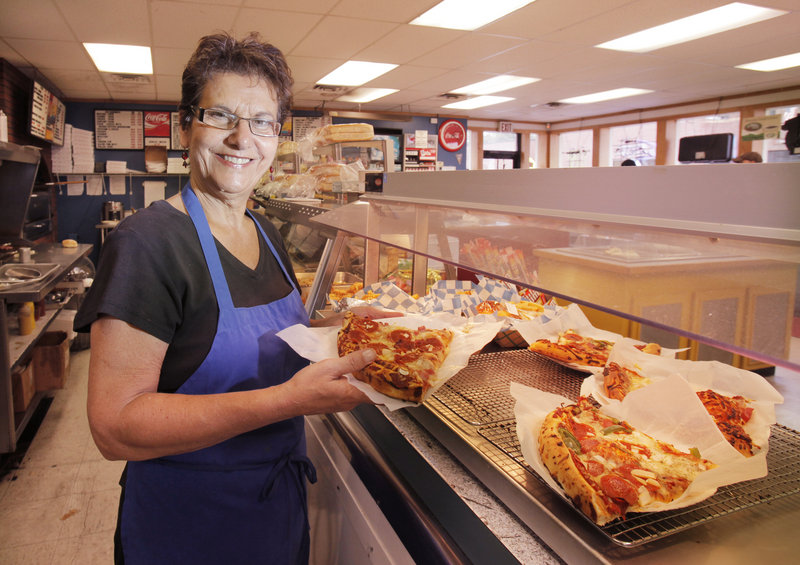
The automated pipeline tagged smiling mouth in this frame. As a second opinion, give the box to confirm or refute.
[220,155,252,165]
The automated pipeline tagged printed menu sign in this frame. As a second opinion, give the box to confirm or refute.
[95,110,144,149]
[30,81,66,145]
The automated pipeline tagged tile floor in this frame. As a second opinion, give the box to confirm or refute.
[1,340,799,564]
[0,349,123,564]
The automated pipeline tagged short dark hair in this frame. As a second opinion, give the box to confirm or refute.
[179,32,293,130]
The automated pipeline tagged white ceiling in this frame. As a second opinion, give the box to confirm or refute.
[1,0,799,123]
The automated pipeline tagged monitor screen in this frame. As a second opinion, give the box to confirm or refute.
[678,133,734,163]
[0,143,41,243]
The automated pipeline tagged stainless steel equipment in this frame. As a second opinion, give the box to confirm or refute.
[102,201,123,222]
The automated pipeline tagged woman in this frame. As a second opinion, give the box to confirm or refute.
[76,33,386,564]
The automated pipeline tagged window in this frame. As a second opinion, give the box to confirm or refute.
[483,131,520,169]
[558,130,593,168]
[765,104,800,163]
[674,112,740,164]
[608,122,657,166]
[527,133,539,168]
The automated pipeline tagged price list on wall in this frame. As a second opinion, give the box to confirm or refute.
[94,110,144,149]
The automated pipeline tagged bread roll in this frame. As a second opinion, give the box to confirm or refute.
[314,123,374,144]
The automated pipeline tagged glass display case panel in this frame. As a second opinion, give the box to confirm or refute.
[311,198,799,371]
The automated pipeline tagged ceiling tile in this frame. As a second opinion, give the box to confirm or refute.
[329,0,436,22]
[352,24,464,65]
[289,15,399,59]
[0,0,74,41]
[232,9,323,54]
[4,38,94,72]
[151,47,196,76]
[408,33,528,69]
[59,0,152,44]
[150,1,237,49]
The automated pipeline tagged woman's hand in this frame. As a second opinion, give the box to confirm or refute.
[280,349,378,414]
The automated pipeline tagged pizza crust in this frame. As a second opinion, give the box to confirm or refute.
[538,408,620,525]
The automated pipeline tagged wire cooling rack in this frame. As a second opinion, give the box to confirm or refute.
[431,349,800,547]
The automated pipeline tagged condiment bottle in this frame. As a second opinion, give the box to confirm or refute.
[18,302,35,336]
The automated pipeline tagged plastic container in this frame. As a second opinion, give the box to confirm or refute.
[18,302,35,336]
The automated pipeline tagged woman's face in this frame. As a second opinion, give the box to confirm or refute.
[180,72,279,200]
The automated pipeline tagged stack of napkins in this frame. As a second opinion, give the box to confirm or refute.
[71,127,95,173]
[167,157,186,174]
[106,160,127,173]
[51,124,73,173]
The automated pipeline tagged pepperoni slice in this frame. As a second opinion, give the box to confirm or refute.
[600,474,639,506]
[579,438,599,453]
[586,460,604,476]
[571,422,594,440]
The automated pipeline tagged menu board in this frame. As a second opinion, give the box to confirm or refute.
[292,116,330,141]
[94,110,144,149]
[30,81,66,145]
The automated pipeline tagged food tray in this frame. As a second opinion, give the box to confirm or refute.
[430,349,800,547]
[0,263,60,288]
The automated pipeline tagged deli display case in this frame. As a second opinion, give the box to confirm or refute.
[265,163,799,564]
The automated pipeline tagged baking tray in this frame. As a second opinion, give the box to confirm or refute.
[0,263,60,288]
[430,349,800,547]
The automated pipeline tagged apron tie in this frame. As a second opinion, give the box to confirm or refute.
[259,453,317,502]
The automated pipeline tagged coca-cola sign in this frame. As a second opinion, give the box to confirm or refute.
[144,111,171,137]
[438,119,466,152]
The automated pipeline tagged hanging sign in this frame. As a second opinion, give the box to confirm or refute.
[438,119,466,152]
[741,115,782,141]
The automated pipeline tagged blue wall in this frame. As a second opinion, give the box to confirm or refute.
[57,102,467,262]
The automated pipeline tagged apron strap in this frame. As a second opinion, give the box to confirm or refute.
[182,183,234,310]
[259,453,317,502]
[246,208,300,294]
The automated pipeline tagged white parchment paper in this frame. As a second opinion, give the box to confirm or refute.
[277,313,504,410]
[511,303,681,372]
[511,372,774,516]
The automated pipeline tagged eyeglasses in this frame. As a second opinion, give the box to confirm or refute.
[192,106,281,137]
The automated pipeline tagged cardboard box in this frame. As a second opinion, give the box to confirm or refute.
[32,331,70,391]
[12,362,35,412]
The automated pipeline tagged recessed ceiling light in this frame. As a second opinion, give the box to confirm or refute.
[317,61,398,87]
[336,88,398,103]
[736,51,800,71]
[596,3,787,53]
[411,0,536,31]
[84,43,153,74]
[559,88,652,104]
[442,96,514,109]
[451,75,539,95]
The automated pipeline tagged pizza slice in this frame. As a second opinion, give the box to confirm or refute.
[538,397,715,525]
[602,362,652,401]
[530,330,661,368]
[336,312,454,402]
[696,389,758,457]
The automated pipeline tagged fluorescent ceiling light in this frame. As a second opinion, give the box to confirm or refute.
[596,3,787,53]
[317,61,398,86]
[442,96,514,110]
[451,75,539,95]
[411,0,536,31]
[84,43,153,74]
[336,88,398,103]
[736,51,800,71]
[559,88,652,104]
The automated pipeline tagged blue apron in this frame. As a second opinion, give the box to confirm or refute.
[119,185,314,564]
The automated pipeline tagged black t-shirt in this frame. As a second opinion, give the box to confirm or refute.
[74,200,299,392]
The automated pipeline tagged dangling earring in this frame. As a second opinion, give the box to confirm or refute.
[182,151,189,168]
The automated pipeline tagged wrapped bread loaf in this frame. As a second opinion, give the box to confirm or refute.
[277,140,298,156]
[313,123,374,144]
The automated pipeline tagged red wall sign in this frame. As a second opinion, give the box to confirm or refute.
[438,119,466,152]
[144,111,171,137]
